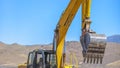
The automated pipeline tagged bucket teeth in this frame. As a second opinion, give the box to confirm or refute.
[81,33,106,64]
[83,43,106,64]
[83,54,104,64]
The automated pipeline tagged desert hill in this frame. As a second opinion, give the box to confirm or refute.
[107,35,120,43]
[0,41,120,68]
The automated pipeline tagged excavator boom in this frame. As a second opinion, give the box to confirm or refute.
[53,0,83,68]
[54,0,106,68]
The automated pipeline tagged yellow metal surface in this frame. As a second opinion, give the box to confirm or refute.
[82,0,91,29]
[18,63,27,68]
[82,0,86,21]
[86,0,91,18]
[56,38,65,68]
[70,53,78,68]
[55,0,83,68]
[64,65,73,68]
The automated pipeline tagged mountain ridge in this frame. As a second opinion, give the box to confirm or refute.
[107,34,120,43]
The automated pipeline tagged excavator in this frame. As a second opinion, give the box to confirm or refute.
[18,0,107,68]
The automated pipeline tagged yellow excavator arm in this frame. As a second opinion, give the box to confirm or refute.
[53,0,92,68]
[54,0,106,68]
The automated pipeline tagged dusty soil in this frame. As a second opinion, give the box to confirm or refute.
[0,41,120,68]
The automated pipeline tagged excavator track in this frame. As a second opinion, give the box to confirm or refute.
[83,33,107,64]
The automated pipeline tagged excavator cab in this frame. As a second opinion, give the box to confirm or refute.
[27,49,57,68]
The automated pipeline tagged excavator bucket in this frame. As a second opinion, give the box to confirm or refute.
[83,33,107,64]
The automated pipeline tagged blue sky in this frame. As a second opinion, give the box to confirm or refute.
[0,0,120,45]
